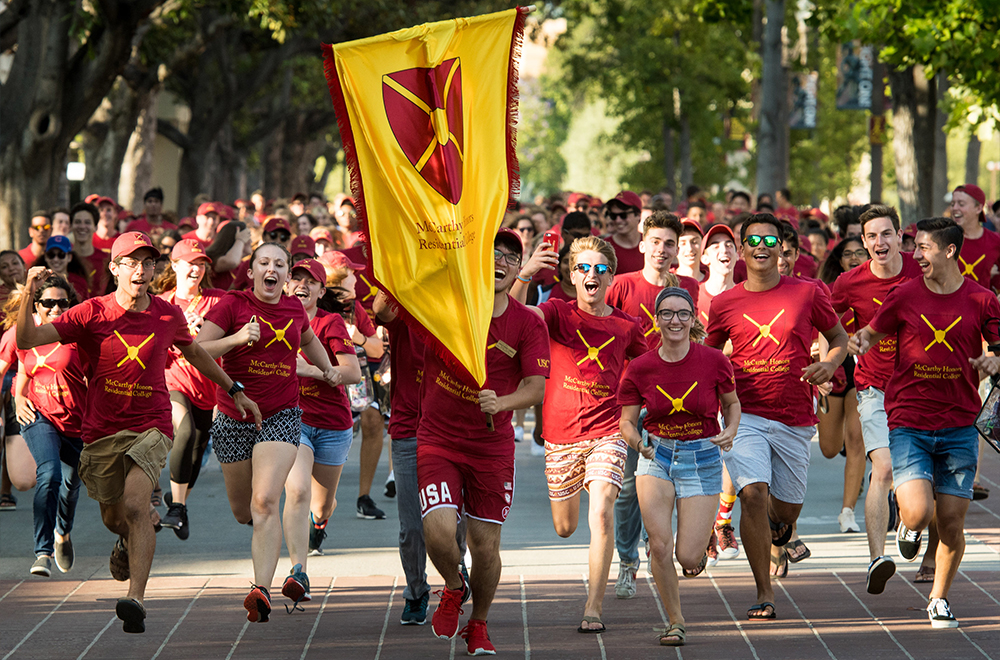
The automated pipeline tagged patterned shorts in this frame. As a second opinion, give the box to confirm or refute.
[212,408,302,464]
[544,434,628,501]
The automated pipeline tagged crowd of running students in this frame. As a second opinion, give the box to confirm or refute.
[1,182,997,652]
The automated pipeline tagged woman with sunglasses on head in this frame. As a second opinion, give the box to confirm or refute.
[197,242,341,623]
[152,239,228,540]
[11,276,87,577]
[43,236,90,301]
[619,287,740,646]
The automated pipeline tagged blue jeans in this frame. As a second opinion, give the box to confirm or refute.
[889,426,979,500]
[21,412,83,557]
[615,409,648,564]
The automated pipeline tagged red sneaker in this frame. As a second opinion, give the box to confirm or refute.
[716,523,740,559]
[431,576,469,640]
[461,619,496,656]
[707,528,719,566]
[244,585,271,623]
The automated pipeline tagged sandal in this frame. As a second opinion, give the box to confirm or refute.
[914,566,935,583]
[747,601,776,620]
[116,597,146,633]
[786,539,811,563]
[682,552,708,578]
[769,516,793,547]
[0,493,16,510]
[659,622,686,646]
[109,537,130,581]
[150,486,162,507]
[577,615,606,633]
[770,548,788,578]
[972,483,989,501]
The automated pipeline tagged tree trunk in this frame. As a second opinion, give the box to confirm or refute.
[119,86,161,212]
[662,117,675,196]
[678,106,692,192]
[80,78,146,199]
[965,131,981,186]
[870,61,885,203]
[912,66,935,219]
[755,0,785,198]
[932,75,949,215]
[889,67,919,224]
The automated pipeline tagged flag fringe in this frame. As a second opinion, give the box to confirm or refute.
[505,7,528,209]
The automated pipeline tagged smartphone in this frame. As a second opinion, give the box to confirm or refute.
[542,230,562,251]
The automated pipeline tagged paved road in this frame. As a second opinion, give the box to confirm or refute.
[2,420,999,659]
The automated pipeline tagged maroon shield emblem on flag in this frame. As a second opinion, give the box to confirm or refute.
[383,58,464,204]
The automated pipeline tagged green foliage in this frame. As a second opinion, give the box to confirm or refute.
[518,72,573,198]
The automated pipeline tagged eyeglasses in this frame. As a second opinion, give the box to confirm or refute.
[494,249,520,266]
[607,211,632,221]
[38,298,70,310]
[31,224,51,232]
[842,249,869,260]
[118,257,156,270]
[743,235,780,248]
[46,250,67,260]
[574,263,611,275]
[267,231,291,242]
[656,309,693,322]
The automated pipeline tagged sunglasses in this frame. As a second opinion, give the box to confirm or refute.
[607,211,631,221]
[743,235,780,248]
[31,224,52,231]
[494,249,520,266]
[38,298,70,310]
[574,263,611,275]
[267,231,291,242]
[656,309,693,322]
[46,250,67,260]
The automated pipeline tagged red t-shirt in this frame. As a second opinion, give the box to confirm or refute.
[203,290,310,420]
[126,216,177,239]
[340,244,379,320]
[18,245,42,269]
[181,230,211,246]
[606,271,700,352]
[386,317,425,439]
[418,297,549,458]
[544,281,575,303]
[92,234,117,253]
[51,294,193,444]
[958,230,1000,289]
[706,277,840,427]
[618,343,735,441]
[606,236,643,274]
[17,341,87,436]
[870,277,1000,430]
[159,288,227,410]
[0,325,17,373]
[66,272,91,302]
[299,309,354,431]
[78,249,111,298]
[538,298,647,443]
[697,281,734,325]
[831,254,923,391]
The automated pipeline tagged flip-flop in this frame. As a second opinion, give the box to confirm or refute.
[769,516,793,547]
[683,552,708,578]
[914,566,935,583]
[578,615,606,633]
[116,597,146,634]
[786,539,811,563]
[659,622,686,646]
[770,548,789,578]
[747,602,776,620]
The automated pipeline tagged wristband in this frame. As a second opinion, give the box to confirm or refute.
[516,274,531,283]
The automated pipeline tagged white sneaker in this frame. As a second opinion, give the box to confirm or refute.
[530,441,545,456]
[615,559,639,599]
[514,426,524,442]
[838,507,860,533]
[927,597,959,629]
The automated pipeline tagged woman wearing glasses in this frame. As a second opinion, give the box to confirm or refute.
[42,236,90,301]
[11,276,87,577]
[619,287,740,646]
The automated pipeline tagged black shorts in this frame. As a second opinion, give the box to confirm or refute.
[829,354,856,398]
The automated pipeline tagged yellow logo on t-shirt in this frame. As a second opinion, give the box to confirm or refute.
[114,331,155,369]
[959,255,983,280]
[358,273,379,301]
[743,309,784,348]
[639,303,659,337]
[261,318,294,350]
[873,297,883,306]
[575,329,615,370]
[921,314,961,352]
[30,346,59,375]
[657,382,697,415]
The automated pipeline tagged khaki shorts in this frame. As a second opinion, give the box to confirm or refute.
[78,428,171,504]
[544,434,628,501]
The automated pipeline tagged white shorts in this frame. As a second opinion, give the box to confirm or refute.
[723,413,813,504]
[857,387,890,455]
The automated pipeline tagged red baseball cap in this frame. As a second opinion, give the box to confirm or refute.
[320,250,364,270]
[262,216,292,234]
[954,184,986,222]
[681,218,704,236]
[290,235,316,256]
[903,223,918,237]
[495,227,523,256]
[111,231,157,261]
[171,238,212,264]
[95,196,117,208]
[608,190,642,212]
[309,227,335,244]
[703,223,736,246]
[291,258,327,284]
[197,202,222,217]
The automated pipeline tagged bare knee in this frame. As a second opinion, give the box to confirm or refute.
[553,520,577,538]
[251,491,280,518]
[101,507,125,531]
[935,517,965,546]
[361,408,383,437]
[648,537,673,564]
[738,483,768,510]
[284,484,310,507]
[870,460,892,486]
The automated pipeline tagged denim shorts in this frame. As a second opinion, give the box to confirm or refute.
[857,387,890,455]
[724,413,813,504]
[636,436,722,499]
[300,424,354,466]
[888,426,979,500]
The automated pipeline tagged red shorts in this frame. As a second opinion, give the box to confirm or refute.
[417,441,514,524]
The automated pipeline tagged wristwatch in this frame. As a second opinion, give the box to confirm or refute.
[228,381,245,397]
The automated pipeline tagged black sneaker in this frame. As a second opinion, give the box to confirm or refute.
[357,495,385,520]
[896,523,921,562]
[866,556,896,594]
[309,519,328,556]
[161,502,189,540]
[400,592,429,625]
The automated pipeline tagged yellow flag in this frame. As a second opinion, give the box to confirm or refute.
[322,7,527,387]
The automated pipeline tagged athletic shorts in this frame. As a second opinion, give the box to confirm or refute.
[544,433,628,501]
[637,435,723,499]
[78,428,171,504]
[417,441,514,524]
[888,426,979,500]
[829,354,856,397]
[723,413,813,505]
[299,424,353,466]
[212,408,301,464]
[857,387,890,455]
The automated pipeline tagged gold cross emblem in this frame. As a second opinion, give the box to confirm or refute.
[657,382,698,415]
[921,314,961,352]
[743,309,785,348]
[959,255,984,280]
[261,318,294,350]
[30,346,60,375]
[114,331,155,369]
[639,303,659,337]
[575,329,616,371]
[358,273,378,301]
